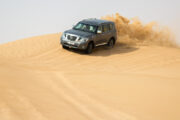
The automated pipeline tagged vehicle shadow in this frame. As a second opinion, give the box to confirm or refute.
[65,42,139,56]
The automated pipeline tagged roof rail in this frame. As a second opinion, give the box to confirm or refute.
[83,18,97,20]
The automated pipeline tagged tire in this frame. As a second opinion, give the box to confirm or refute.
[107,39,114,48]
[85,42,93,54]
[62,45,68,49]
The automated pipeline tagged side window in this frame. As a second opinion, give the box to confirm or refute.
[102,24,109,33]
[97,25,102,31]
[109,24,113,31]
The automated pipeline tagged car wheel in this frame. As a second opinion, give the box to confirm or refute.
[62,45,68,49]
[85,43,93,54]
[107,39,114,48]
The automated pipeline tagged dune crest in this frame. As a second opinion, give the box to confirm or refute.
[0,33,61,59]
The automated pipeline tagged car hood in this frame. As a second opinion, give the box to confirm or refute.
[64,29,95,38]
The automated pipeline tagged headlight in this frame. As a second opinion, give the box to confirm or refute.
[76,37,89,42]
[61,33,66,40]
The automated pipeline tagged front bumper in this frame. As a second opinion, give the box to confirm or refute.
[61,38,88,50]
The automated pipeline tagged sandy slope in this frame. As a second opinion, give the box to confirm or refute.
[0,33,180,120]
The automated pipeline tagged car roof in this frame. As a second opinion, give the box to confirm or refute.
[79,19,114,26]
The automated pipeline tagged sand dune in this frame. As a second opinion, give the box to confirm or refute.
[0,33,180,120]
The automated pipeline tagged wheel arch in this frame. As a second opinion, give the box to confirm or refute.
[88,41,95,48]
[109,37,116,44]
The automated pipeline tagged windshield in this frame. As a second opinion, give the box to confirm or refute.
[73,23,97,33]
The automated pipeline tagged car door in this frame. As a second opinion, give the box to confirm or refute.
[101,24,111,43]
[94,25,104,46]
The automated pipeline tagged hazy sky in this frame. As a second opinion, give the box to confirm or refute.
[0,0,180,44]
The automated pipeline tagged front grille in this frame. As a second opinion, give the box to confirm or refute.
[67,35,77,41]
[64,43,78,47]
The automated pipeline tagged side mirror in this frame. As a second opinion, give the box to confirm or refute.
[97,30,102,34]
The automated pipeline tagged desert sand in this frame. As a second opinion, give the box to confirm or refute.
[0,33,180,120]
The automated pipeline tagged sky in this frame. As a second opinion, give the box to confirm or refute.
[0,0,180,44]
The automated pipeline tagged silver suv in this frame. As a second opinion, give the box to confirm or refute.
[60,19,117,54]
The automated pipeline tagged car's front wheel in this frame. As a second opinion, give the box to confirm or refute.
[85,42,93,54]
[62,45,69,49]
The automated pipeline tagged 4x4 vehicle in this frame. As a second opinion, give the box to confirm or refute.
[60,19,117,54]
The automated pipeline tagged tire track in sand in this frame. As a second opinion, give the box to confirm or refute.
[2,89,48,120]
[0,99,20,120]
[43,72,137,120]
[57,72,137,120]
[41,73,103,120]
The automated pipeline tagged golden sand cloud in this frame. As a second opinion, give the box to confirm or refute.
[102,13,177,47]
